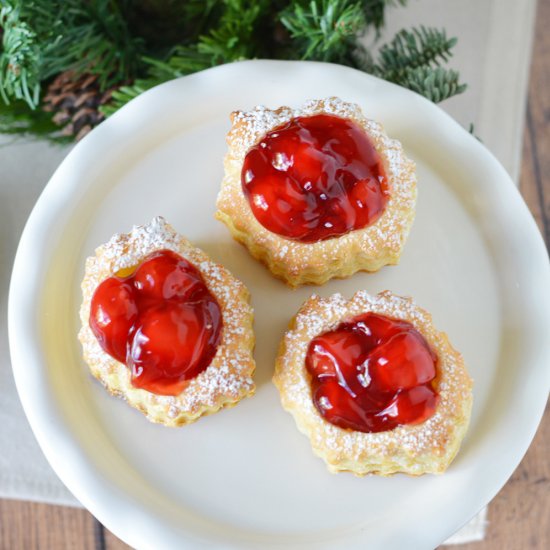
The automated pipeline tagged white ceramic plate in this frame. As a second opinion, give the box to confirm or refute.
[9,60,550,549]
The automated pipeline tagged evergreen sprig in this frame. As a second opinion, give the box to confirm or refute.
[0,3,41,107]
[280,0,366,63]
[100,47,213,117]
[374,26,457,80]
[198,0,269,64]
[371,26,466,100]
[0,0,142,108]
[0,0,467,142]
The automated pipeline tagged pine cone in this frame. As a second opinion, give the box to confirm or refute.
[42,71,116,140]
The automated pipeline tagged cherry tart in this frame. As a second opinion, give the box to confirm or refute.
[274,291,472,476]
[216,98,417,287]
[78,217,255,427]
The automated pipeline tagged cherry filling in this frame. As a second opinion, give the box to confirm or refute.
[241,114,388,243]
[89,250,222,396]
[306,313,439,433]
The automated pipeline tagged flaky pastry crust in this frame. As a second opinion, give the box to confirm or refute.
[273,291,473,475]
[215,98,417,287]
[78,217,255,427]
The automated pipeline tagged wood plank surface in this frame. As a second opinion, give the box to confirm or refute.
[1,0,549,548]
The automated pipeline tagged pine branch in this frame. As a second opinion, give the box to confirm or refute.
[0,0,143,108]
[197,0,269,64]
[146,48,214,80]
[375,26,457,79]
[35,0,142,87]
[102,0,271,116]
[0,3,41,107]
[372,27,466,102]
[100,47,213,116]
[280,0,366,62]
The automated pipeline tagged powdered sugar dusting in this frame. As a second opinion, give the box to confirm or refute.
[274,291,473,474]
[78,217,255,427]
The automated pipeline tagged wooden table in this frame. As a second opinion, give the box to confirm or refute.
[1,1,549,547]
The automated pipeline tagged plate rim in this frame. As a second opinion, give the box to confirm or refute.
[8,59,550,549]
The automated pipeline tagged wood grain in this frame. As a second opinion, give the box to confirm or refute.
[1,0,549,548]
[0,500,97,550]
[524,0,550,247]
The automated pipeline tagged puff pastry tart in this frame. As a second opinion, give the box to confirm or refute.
[274,291,473,475]
[216,98,416,287]
[78,217,255,427]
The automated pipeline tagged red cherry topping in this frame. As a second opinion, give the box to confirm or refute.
[90,278,138,363]
[133,251,205,304]
[241,114,388,243]
[89,250,222,396]
[306,313,438,433]
[368,332,436,392]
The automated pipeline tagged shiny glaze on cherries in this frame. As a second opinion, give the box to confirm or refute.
[241,114,388,242]
[89,250,222,396]
[306,313,438,433]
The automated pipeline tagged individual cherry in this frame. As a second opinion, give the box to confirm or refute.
[352,312,412,345]
[313,379,394,432]
[128,300,221,396]
[379,385,438,426]
[367,332,436,392]
[133,250,205,305]
[90,278,138,363]
[306,329,368,397]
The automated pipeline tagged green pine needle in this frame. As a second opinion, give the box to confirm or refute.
[280,0,366,62]
[374,26,457,79]
[372,27,466,99]
[396,66,467,102]
[0,4,41,108]
[198,0,267,64]
[100,47,213,117]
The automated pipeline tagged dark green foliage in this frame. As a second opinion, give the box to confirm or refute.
[280,0,366,63]
[121,0,216,50]
[0,98,69,142]
[0,0,142,108]
[197,0,270,63]
[0,4,41,107]
[0,0,467,141]
[100,47,213,116]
